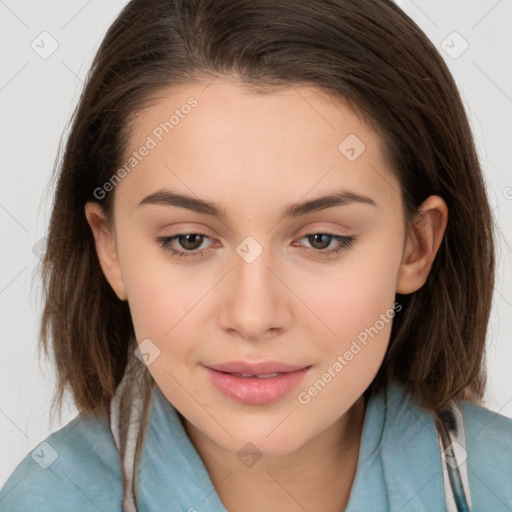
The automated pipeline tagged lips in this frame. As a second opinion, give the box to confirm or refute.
[203,361,311,405]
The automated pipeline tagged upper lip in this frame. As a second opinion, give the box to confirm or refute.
[204,361,310,375]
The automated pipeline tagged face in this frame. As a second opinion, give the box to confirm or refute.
[87,76,437,458]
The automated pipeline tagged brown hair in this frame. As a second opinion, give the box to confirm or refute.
[40,0,496,420]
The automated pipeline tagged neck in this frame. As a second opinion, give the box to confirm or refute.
[183,396,367,512]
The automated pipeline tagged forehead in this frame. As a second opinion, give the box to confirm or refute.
[129,77,373,153]
[116,77,401,217]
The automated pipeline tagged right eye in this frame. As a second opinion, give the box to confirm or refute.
[156,232,215,259]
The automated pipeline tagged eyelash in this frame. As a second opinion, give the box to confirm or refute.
[156,232,357,260]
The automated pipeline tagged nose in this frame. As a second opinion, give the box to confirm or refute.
[218,245,293,342]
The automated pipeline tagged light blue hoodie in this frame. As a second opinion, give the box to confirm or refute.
[1,374,511,511]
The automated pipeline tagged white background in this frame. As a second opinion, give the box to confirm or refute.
[1,0,511,488]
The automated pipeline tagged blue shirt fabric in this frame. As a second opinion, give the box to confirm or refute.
[1,380,511,511]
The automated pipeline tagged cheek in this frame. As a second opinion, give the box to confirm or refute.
[116,234,205,345]
[302,236,401,337]
[294,258,398,420]
[122,263,207,393]
[295,231,402,395]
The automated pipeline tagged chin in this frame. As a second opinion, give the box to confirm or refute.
[211,418,315,458]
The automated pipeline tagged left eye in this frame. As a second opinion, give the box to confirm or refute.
[156,232,357,260]
[296,233,357,255]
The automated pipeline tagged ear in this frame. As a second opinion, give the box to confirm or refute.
[84,202,127,301]
[396,195,448,294]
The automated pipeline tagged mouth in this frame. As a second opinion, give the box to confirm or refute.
[202,361,311,405]
[220,372,283,379]
[205,360,309,375]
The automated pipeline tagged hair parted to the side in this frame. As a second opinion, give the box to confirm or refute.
[40,0,496,420]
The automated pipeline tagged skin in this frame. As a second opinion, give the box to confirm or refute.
[85,76,448,511]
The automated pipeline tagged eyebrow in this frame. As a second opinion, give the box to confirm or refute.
[138,188,377,219]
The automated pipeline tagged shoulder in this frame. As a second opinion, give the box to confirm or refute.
[377,381,512,510]
[459,396,512,447]
[458,398,512,510]
[0,413,123,512]
[380,381,512,454]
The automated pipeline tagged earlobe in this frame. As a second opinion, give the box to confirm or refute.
[84,202,128,301]
[396,195,448,295]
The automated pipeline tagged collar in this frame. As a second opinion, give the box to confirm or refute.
[135,386,229,511]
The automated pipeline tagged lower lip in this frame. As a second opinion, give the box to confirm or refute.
[203,366,310,405]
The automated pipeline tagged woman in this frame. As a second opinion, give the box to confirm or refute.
[1,0,510,510]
